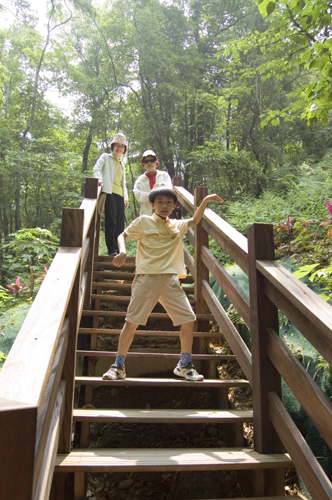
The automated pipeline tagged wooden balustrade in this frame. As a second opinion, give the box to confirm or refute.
[1,176,332,500]
[0,178,99,500]
[172,179,332,500]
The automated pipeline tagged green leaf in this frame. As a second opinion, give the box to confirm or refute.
[266,1,276,15]
[306,14,313,25]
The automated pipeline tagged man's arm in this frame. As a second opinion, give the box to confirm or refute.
[187,194,223,228]
[113,232,128,267]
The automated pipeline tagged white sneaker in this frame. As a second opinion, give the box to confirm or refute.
[173,362,204,381]
[102,364,126,380]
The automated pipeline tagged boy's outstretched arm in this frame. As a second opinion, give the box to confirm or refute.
[113,232,128,267]
[187,194,223,228]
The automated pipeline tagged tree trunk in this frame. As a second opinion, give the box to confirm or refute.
[82,132,93,174]
[15,176,21,231]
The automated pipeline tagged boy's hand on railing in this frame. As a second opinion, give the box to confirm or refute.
[204,194,224,204]
[113,252,127,267]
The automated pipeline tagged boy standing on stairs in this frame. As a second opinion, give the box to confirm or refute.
[102,185,223,381]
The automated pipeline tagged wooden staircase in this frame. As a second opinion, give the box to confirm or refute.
[55,255,296,499]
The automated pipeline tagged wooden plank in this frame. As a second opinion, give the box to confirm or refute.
[0,399,37,500]
[60,208,83,247]
[83,177,98,199]
[55,447,291,473]
[76,350,233,361]
[81,237,90,274]
[183,245,194,277]
[74,376,250,388]
[79,198,100,245]
[92,270,194,283]
[269,391,332,500]
[190,498,304,500]
[90,293,196,306]
[78,328,223,338]
[186,227,195,247]
[91,282,195,294]
[0,247,81,407]
[34,320,69,490]
[267,328,332,452]
[257,260,332,367]
[93,270,136,280]
[201,218,249,275]
[79,272,88,319]
[34,381,66,500]
[94,262,136,271]
[72,408,253,424]
[201,245,250,327]
[82,196,97,310]
[81,310,214,321]
[194,187,211,374]
[172,186,195,216]
[173,174,250,273]
[248,224,282,455]
[201,280,252,384]
[95,255,136,263]
[58,265,81,453]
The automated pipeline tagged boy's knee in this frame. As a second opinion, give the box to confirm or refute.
[125,321,139,330]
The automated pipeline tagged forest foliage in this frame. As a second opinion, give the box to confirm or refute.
[1,0,332,307]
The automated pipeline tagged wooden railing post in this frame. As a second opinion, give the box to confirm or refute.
[51,207,84,499]
[0,401,37,500]
[194,186,212,376]
[248,223,283,453]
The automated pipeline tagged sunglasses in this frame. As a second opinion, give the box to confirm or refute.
[143,158,157,164]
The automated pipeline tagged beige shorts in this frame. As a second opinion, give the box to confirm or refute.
[126,274,196,327]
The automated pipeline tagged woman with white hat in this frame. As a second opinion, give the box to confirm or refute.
[133,149,172,216]
[93,132,129,256]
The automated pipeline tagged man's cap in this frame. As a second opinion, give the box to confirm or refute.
[141,149,157,160]
[110,132,128,147]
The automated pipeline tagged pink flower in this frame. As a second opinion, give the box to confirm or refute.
[326,200,332,216]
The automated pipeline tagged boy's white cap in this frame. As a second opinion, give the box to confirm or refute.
[109,132,128,147]
[141,149,157,159]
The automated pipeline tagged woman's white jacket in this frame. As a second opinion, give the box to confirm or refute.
[133,170,172,215]
[93,153,128,201]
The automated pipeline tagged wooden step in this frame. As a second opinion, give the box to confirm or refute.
[82,310,214,321]
[94,262,136,272]
[76,350,234,361]
[72,408,253,423]
[92,270,195,283]
[78,328,222,338]
[95,255,136,263]
[55,447,292,473]
[75,376,250,388]
[90,294,196,305]
[92,282,195,294]
[192,498,304,500]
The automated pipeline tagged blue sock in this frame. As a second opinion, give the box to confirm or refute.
[115,354,126,367]
[179,353,192,366]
